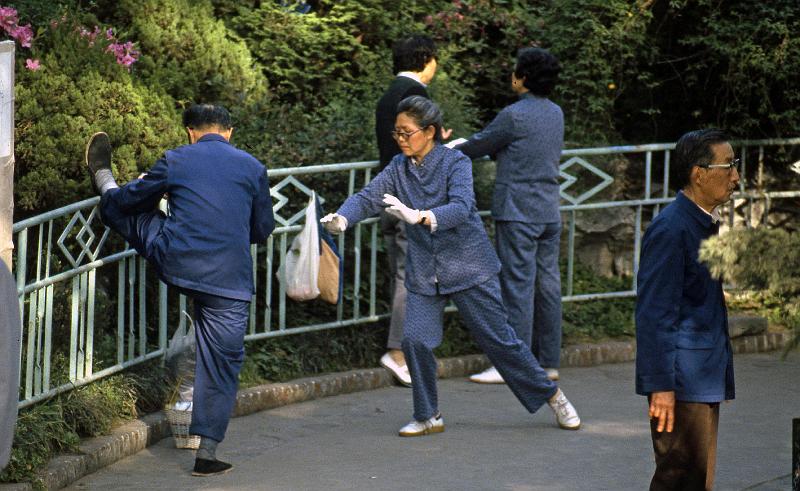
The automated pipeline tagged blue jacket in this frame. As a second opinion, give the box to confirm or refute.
[338,144,500,296]
[106,134,274,301]
[456,93,563,224]
[635,191,735,402]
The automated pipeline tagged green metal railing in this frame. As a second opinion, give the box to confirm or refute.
[12,138,800,407]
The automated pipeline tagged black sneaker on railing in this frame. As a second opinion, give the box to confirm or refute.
[85,132,112,194]
[192,458,234,477]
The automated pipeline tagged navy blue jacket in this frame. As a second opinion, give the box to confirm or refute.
[108,134,274,301]
[635,191,735,402]
[337,145,500,296]
[456,93,563,224]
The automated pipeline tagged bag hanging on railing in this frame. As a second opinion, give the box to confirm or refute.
[315,195,343,304]
[280,193,321,301]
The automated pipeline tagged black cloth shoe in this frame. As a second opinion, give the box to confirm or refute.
[192,458,233,477]
[85,132,112,194]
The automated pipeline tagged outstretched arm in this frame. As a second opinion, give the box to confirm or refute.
[455,108,516,160]
[110,158,170,214]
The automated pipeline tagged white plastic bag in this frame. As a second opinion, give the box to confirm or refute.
[280,193,320,301]
[165,311,196,410]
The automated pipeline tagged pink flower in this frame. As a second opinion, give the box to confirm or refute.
[105,28,114,40]
[0,6,18,32]
[11,24,33,47]
[25,58,40,71]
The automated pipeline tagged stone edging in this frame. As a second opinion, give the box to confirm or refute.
[3,330,792,490]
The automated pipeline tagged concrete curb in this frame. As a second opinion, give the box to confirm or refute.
[3,330,792,490]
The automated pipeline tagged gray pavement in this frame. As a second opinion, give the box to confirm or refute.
[64,352,798,491]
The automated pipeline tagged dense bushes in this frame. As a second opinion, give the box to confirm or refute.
[12,12,186,214]
[7,0,800,213]
[700,228,800,351]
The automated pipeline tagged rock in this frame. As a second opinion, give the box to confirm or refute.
[728,314,768,338]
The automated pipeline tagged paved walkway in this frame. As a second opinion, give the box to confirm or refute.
[63,352,797,491]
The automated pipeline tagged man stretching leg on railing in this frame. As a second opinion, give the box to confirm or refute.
[85,104,275,477]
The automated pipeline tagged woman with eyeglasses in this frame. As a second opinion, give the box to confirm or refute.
[321,95,581,436]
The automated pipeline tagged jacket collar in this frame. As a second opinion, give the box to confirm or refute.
[197,133,230,144]
[407,144,445,170]
[675,190,717,229]
[397,71,426,87]
[519,92,543,101]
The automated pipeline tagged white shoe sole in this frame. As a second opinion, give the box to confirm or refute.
[469,376,506,384]
[398,425,445,437]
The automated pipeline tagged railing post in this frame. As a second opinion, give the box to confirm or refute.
[0,40,15,271]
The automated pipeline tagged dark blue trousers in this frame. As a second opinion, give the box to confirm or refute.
[495,221,563,368]
[402,277,558,421]
[100,192,249,443]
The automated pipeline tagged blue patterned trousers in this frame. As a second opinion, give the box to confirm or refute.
[495,221,563,368]
[402,277,558,421]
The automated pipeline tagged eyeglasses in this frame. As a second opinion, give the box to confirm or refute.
[391,128,424,141]
[697,158,740,172]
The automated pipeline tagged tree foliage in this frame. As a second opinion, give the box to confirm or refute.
[701,228,800,350]
[7,0,800,214]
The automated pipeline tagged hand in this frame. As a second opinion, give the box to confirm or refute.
[649,391,675,433]
[382,194,421,225]
[320,213,347,234]
[441,127,453,140]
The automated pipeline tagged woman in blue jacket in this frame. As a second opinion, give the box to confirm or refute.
[455,47,564,385]
[321,96,580,436]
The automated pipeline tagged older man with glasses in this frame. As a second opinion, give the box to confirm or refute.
[635,128,739,490]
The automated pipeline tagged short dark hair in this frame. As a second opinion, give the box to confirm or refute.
[392,35,436,74]
[396,95,443,143]
[514,47,560,96]
[182,104,232,130]
[673,128,730,190]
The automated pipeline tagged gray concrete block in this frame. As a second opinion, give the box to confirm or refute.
[729,314,769,338]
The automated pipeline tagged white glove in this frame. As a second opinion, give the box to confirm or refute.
[320,213,348,234]
[444,137,467,149]
[382,194,421,225]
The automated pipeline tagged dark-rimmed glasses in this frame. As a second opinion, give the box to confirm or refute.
[391,128,424,141]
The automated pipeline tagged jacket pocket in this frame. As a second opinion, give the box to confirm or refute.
[675,329,716,349]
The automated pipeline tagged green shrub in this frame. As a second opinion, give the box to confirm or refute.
[110,0,267,106]
[424,0,653,145]
[0,363,169,486]
[13,17,185,213]
[701,227,800,351]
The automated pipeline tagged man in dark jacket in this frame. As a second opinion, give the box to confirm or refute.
[86,104,274,477]
[636,129,739,490]
[374,35,450,386]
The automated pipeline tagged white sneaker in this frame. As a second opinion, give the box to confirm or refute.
[547,389,581,430]
[469,366,505,384]
[398,413,444,437]
[380,352,412,387]
[545,368,560,381]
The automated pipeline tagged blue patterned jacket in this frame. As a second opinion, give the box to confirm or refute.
[337,145,500,296]
[456,93,563,224]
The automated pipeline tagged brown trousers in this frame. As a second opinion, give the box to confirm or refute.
[649,401,720,491]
